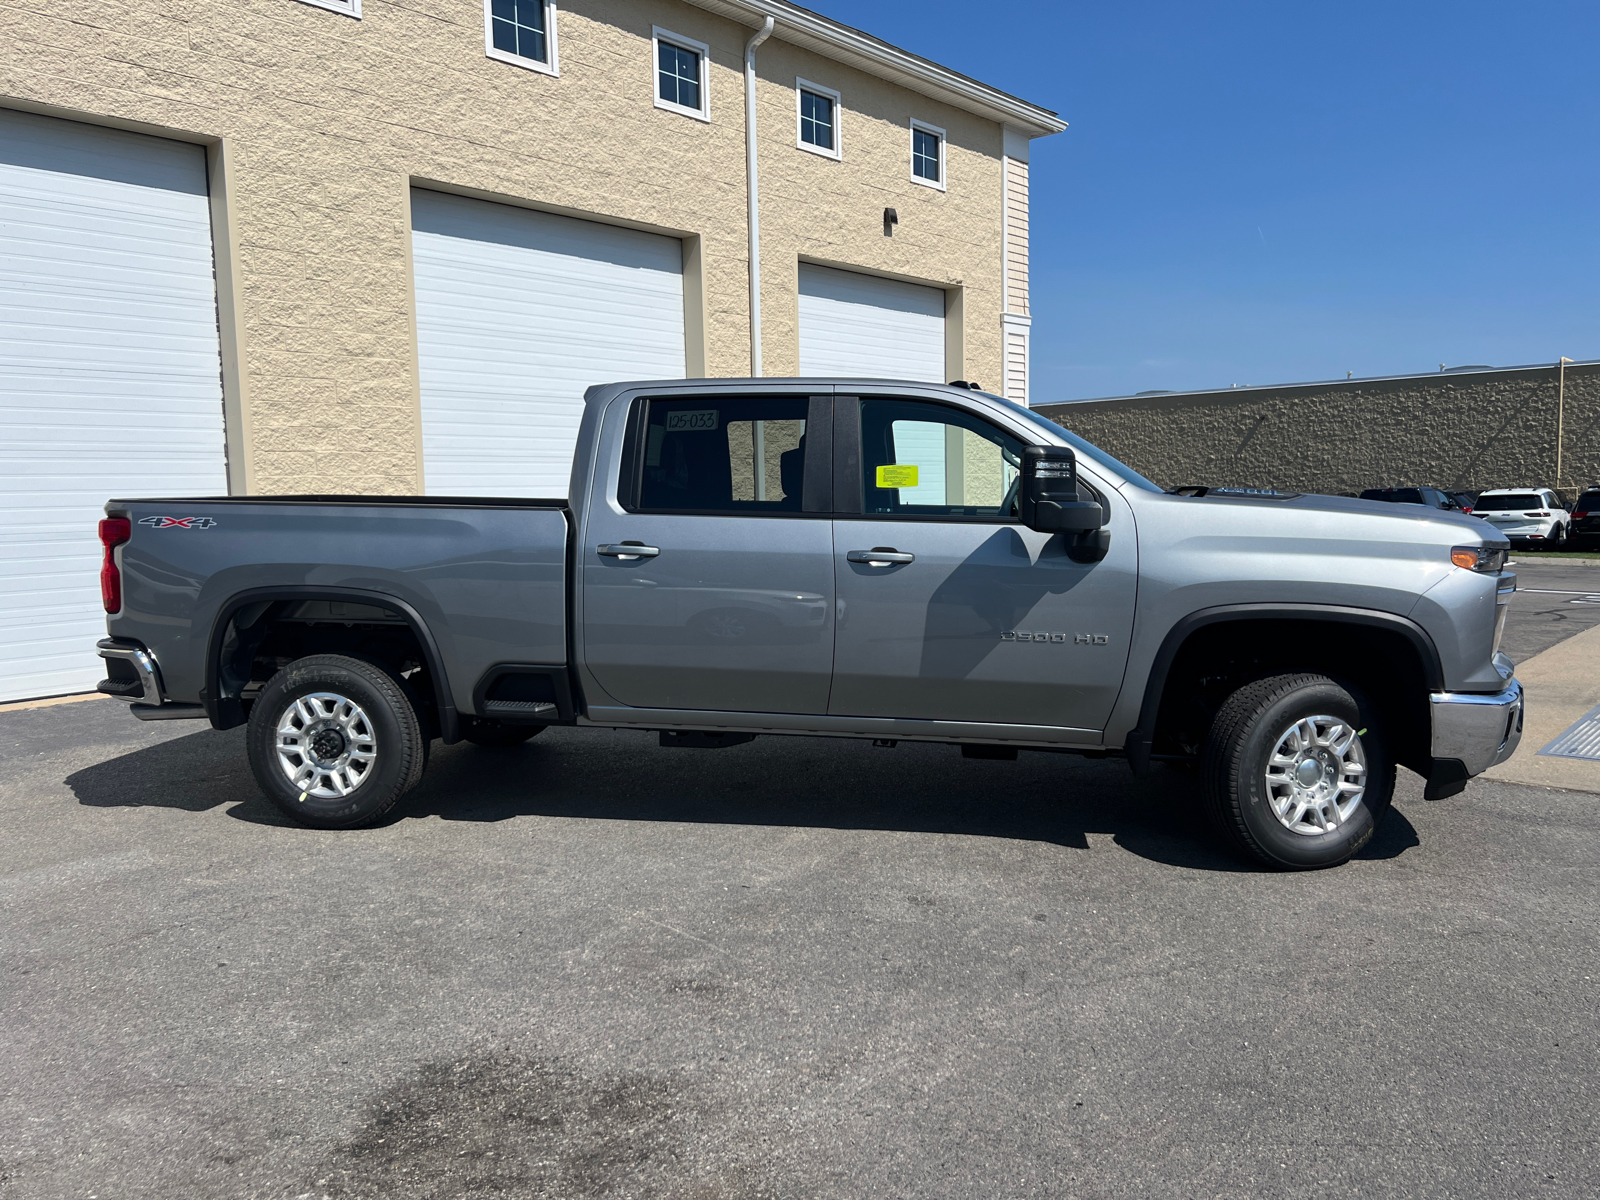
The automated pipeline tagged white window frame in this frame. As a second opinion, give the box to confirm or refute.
[909,119,947,191]
[652,27,711,123]
[795,78,842,160]
[484,0,560,77]
[294,0,361,17]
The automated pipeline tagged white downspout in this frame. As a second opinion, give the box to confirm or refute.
[744,15,775,376]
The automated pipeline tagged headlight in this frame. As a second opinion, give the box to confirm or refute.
[1451,545,1508,573]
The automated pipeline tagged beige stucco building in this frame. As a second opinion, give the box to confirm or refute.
[0,0,1064,499]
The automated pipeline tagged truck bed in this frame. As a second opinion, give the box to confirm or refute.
[103,495,571,732]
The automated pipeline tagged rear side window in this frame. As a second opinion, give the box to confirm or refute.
[634,397,809,513]
[1475,493,1544,511]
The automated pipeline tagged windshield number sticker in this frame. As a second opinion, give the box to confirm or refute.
[665,409,719,433]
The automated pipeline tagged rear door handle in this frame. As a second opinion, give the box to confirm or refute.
[847,548,914,566]
[598,542,660,560]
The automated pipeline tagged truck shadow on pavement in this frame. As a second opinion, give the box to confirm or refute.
[66,726,1421,873]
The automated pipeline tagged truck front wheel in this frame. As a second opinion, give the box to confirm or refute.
[1201,673,1395,869]
[246,654,428,829]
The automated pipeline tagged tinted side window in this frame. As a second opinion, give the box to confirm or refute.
[858,399,1024,518]
[636,397,808,513]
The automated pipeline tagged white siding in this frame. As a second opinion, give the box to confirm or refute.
[411,189,686,497]
[1004,319,1030,406]
[797,263,946,382]
[1004,157,1030,317]
[0,110,227,702]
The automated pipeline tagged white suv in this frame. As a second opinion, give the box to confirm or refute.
[1473,487,1572,547]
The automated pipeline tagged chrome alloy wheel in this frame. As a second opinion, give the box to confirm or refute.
[1263,715,1366,836]
[274,692,378,798]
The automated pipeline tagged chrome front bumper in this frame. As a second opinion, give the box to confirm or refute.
[1431,679,1524,777]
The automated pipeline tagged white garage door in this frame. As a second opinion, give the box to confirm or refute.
[0,110,227,702]
[411,190,686,497]
[797,263,946,382]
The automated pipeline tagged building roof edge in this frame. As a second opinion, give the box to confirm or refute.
[1039,358,1600,409]
[681,0,1068,137]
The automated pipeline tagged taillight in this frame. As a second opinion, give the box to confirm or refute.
[99,518,131,613]
[1575,511,1590,519]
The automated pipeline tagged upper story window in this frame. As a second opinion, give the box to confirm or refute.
[485,0,558,76]
[796,79,841,159]
[295,0,360,16]
[654,28,710,121]
[910,120,946,189]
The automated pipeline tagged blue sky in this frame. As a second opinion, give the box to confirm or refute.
[808,0,1600,401]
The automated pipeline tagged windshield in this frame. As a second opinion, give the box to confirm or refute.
[1360,488,1425,504]
[985,394,1164,493]
[1475,493,1545,511]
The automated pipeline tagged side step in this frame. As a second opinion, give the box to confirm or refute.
[481,699,558,722]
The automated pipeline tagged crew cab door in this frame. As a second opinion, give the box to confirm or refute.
[581,393,836,714]
[828,396,1137,731]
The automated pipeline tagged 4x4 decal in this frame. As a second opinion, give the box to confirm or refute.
[138,516,216,529]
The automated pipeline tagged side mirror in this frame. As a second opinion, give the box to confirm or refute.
[1020,446,1104,534]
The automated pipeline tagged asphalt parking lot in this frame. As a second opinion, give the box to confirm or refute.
[1,562,1596,1200]
[1499,557,1600,661]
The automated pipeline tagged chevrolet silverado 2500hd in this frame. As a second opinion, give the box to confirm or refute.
[94,379,1523,868]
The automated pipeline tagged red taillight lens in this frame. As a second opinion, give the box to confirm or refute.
[99,518,131,613]
[1575,511,1590,519]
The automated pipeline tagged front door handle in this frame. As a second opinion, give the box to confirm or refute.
[847,547,914,566]
[598,542,660,560]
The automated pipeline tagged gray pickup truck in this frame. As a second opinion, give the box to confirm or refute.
[94,379,1523,869]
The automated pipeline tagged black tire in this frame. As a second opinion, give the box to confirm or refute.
[246,654,427,829]
[461,719,546,748]
[1201,673,1395,870]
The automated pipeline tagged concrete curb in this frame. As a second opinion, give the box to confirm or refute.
[1483,622,1600,794]
[0,692,107,715]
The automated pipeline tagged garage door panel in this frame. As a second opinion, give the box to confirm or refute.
[0,109,227,701]
[412,188,685,498]
[797,263,945,383]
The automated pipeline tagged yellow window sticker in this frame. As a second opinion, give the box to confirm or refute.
[876,464,919,489]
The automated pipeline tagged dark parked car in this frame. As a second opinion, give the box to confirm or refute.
[1571,487,1600,541]
[1359,487,1467,512]
[1449,492,1478,514]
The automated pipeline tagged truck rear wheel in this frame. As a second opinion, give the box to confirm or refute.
[1201,673,1394,869]
[246,654,427,829]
